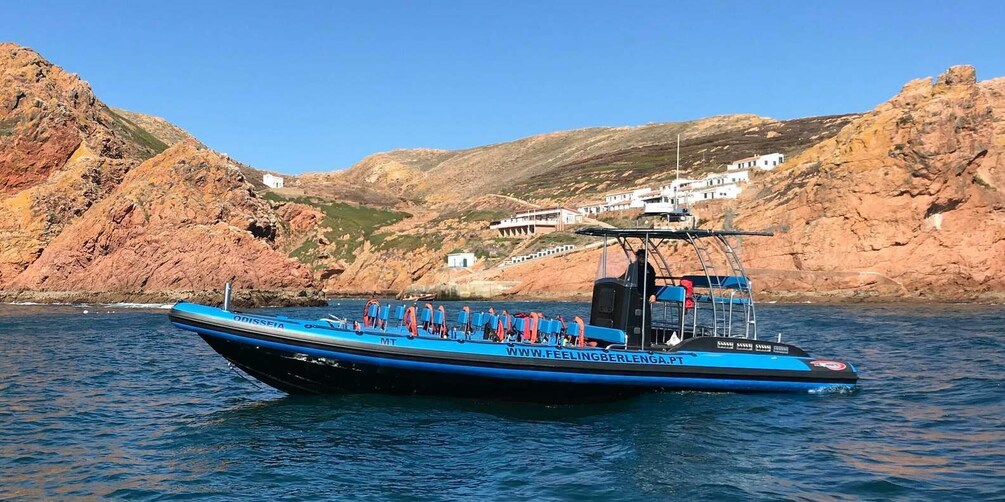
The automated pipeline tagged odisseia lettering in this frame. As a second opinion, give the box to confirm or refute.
[505,346,684,365]
[233,315,285,330]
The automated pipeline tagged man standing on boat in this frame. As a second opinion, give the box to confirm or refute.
[633,248,658,304]
[630,248,658,348]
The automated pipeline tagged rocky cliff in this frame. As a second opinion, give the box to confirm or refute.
[0,43,167,285]
[728,66,1005,300]
[3,41,1004,303]
[0,44,319,304]
[12,141,315,292]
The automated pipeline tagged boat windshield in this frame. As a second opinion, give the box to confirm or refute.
[595,241,632,281]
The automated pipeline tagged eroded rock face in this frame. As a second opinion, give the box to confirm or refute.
[0,44,319,297]
[13,142,315,291]
[0,43,160,194]
[730,65,1005,299]
[275,202,324,233]
[0,43,163,284]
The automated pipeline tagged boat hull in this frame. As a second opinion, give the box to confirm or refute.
[169,302,858,402]
[201,335,647,402]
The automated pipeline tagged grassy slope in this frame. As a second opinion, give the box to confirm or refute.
[106,108,169,157]
[506,114,858,202]
[264,192,411,264]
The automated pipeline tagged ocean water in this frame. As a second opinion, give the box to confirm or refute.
[1,300,1003,500]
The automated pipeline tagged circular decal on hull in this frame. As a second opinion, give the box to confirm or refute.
[810,360,847,371]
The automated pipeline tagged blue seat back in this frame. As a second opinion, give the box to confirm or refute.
[583,325,627,345]
[367,304,379,318]
[680,275,750,290]
[394,306,405,320]
[433,310,444,325]
[540,319,553,335]
[471,312,483,327]
[514,318,526,331]
[567,322,580,336]
[657,286,687,302]
[420,309,432,323]
[379,306,390,321]
[456,311,469,325]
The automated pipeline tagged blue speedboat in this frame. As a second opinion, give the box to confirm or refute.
[169,228,858,401]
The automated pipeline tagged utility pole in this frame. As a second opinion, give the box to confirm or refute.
[675,134,680,181]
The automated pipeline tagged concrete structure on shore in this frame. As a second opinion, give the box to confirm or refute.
[446,252,476,268]
[502,244,576,266]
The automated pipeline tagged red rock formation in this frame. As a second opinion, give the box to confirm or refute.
[0,43,165,284]
[729,66,1005,300]
[0,43,160,194]
[13,142,315,292]
[275,202,324,233]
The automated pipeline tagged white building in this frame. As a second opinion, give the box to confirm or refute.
[446,252,476,268]
[489,207,584,237]
[263,173,285,189]
[580,187,657,215]
[727,153,785,171]
[692,183,742,202]
[580,163,764,216]
[724,169,750,184]
[604,187,653,205]
[580,201,609,215]
[642,170,751,211]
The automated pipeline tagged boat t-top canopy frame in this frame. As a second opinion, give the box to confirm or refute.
[575,227,772,343]
[575,228,774,239]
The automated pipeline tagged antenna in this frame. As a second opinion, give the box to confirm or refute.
[675,134,680,181]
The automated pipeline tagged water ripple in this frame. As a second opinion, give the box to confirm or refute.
[1,302,1003,499]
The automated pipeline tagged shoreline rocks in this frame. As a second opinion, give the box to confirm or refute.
[0,288,327,308]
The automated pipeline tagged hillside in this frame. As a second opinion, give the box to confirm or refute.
[0,43,321,305]
[0,43,164,284]
[307,114,856,205]
[13,141,315,292]
[288,110,857,296]
[436,66,1005,302]
[3,41,1004,304]
[731,65,1005,300]
[111,108,200,147]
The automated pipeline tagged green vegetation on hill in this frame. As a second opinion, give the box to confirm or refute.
[369,232,443,253]
[265,192,411,263]
[431,209,509,225]
[106,108,169,157]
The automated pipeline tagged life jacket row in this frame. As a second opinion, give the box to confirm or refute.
[360,300,593,347]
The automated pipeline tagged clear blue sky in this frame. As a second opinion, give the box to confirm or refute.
[3,1,1004,174]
